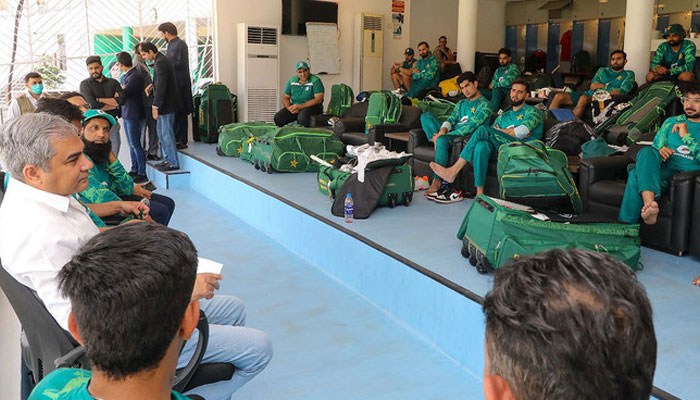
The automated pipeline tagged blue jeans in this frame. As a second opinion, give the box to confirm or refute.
[156,112,179,168]
[178,295,273,400]
[123,118,146,175]
[109,119,121,157]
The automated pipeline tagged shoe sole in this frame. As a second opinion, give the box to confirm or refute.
[433,196,464,204]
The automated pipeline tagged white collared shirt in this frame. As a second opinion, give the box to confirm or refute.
[7,89,43,119]
[0,177,99,329]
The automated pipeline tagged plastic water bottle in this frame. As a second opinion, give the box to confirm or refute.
[344,193,354,223]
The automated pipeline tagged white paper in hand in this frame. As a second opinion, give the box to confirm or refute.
[197,257,223,275]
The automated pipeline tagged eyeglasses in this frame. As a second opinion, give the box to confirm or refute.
[681,97,700,104]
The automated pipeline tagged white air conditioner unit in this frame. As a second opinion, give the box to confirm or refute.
[238,23,280,123]
[353,14,383,92]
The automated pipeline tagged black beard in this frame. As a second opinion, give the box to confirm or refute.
[611,65,623,72]
[685,109,700,119]
[511,99,525,107]
[82,138,112,165]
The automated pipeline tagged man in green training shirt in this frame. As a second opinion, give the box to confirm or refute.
[431,78,543,200]
[481,48,520,111]
[407,41,441,98]
[391,47,417,91]
[274,61,325,127]
[646,24,696,83]
[550,50,635,118]
[28,224,203,400]
[420,71,494,200]
[619,82,700,227]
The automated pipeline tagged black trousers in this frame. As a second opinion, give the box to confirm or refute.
[175,110,190,144]
[274,104,323,127]
[142,108,159,156]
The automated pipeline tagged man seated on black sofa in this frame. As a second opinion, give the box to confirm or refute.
[481,48,520,112]
[431,78,543,200]
[482,248,656,400]
[549,50,635,119]
[619,81,700,225]
[274,61,324,127]
[391,47,417,92]
[419,71,494,199]
[29,223,200,400]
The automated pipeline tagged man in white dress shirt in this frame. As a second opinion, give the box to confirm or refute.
[0,113,272,399]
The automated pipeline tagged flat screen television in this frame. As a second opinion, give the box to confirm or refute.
[282,0,338,36]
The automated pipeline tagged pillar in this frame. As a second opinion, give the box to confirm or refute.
[457,0,478,72]
[624,0,654,85]
[122,27,136,51]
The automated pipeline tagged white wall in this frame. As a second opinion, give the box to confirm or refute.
[213,0,411,109]
[409,0,458,51]
[475,0,506,53]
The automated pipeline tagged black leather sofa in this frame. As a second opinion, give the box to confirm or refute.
[579,155,700,255]
[690,176,700,258]
[333,105,422,146]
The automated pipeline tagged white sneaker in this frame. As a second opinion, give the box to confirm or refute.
[432,187,464,204]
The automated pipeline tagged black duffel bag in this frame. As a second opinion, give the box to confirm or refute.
[545,119,595,156]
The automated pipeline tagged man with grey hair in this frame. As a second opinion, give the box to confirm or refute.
[0,113,146,329]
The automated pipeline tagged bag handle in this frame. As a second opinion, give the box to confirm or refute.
[509,140,549,162]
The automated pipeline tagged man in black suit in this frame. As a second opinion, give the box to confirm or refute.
[138,41,182,171]
[159,22,193,149]
[134,43,160,161]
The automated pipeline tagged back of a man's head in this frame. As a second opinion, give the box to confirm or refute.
[483,248,656,400]
[58,223,198,380]
[35,98,83,125]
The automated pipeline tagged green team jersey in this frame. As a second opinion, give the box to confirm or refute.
[491,63,521,89]
[493,104,544,140]
[284,74,325,105]
[79,156,134,205]
[652,115,700,169]
[590,67,636,94]
[651,40,697,76]
[402,59,416,70]
[29,369,190,400]
[407,54,441,98]
[442,95,494,136]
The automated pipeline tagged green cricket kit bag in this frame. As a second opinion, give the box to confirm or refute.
[315,157,413,208]
[365,91,402,133]
[497,140,582,214]
[192,94,202,142]
[596,81,679,145]
[327,84,354,117]
[416,99,455,122]
[251,126,344,173]
[457,195,641,274]
[216,122,277,157]
[199,83,235,143]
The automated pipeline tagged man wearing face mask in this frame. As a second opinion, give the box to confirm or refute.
[407,42,440,99]
[78,110,176,226]
[7,72,45,119]
[80,55,124,156]
[431,78,543,199]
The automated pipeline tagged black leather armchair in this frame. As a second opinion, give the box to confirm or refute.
[579,155,700,255]
[334,105,422,146]
[689,175,700,258]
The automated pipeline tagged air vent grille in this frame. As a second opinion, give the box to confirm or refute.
[248,26,278,45]
[363,16,382,31]
[247,88,278,122]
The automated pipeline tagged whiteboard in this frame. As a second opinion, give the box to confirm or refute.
[305,23,340,75]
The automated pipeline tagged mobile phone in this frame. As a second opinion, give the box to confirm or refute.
[142,182,157,191]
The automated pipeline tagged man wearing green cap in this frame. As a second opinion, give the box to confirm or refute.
[79,109,176,226]
[619,81,700,225]
[407,42,441,99]
[646,24,696,83]
[274,61,325,127]
[7,72,44,119]
[390,47,416,91]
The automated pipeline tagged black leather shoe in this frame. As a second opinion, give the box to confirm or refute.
[154,160,168,167]
[176,143,188,149]
[156,162,179,172]
[133,174,149,184]
[147,154,161,161]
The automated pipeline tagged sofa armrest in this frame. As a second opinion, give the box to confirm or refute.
[310,114,333,128]
[579,156,630,184]
[369,124,412,145]
[611,93,635,103]
[334,117,365,136]
[408,128,428,153]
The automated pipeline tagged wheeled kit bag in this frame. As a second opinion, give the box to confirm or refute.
[199,83,236,143]
[317,162,413,208]
[457,195,641,274]
[251,126,344,173]
[216,121,277,157]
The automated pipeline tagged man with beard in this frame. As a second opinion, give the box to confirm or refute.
[481,48,521,111]
[79,110,176,226]
[431,78,543,200]
[647,24,696,83]
[80,56,124,156]
[619,81,700,226]
[419,71,495,200]
[159,22,193,149]
[390,47,416,92]
[550,50,635,118]
[406,41,441,99]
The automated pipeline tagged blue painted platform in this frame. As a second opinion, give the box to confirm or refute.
[168,142,698,400]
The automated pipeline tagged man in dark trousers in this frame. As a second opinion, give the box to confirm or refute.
[80,55,124,156]
[133,43,160,161]
[116,52,147,182]
[159,22,193,149]
[138,41,182,172]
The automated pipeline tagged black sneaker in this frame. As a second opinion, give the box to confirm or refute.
[133,174,149,184]
[425,183,449,201]
[147,154,161,161]
[433,186,464,204]
[156,162,179,172]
